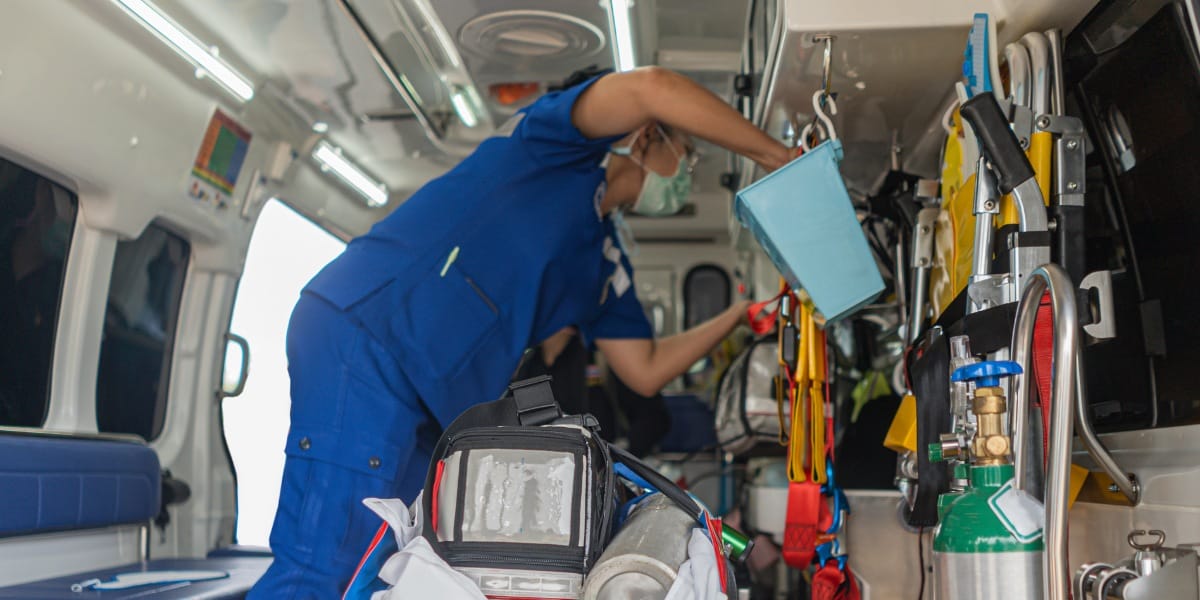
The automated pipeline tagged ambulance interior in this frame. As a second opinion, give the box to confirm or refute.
[2,0,1199,597]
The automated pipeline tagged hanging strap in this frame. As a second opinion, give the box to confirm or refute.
[748,288,791,335]
[780,297,850,574]
[812,563,861,600]
[786,302,830,484]
[782,480,824,568]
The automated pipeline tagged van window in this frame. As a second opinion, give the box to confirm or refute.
[684,265,731,328]
[1067,1,1200,430]
[0,158,78,427]
[96,225,190,440]
[222,199,346,546]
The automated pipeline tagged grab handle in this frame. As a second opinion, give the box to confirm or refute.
[960,93,1036,194]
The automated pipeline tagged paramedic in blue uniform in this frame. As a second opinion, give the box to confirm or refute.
[249,66,791,598]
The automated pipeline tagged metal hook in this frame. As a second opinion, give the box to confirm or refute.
[814,34,835,97]
[799,121,824,152]
[811,90,838,142]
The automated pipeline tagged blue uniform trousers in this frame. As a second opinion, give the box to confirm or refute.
[248,294,438,599]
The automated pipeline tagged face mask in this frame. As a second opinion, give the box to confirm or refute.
[611,126,693,217]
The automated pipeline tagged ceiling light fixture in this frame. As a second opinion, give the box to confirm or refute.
[312,141,388,208]
[450,87,480,128]
[112,0,255,101]
[605,0,637,72]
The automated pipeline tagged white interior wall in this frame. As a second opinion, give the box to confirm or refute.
[0,0,376,559]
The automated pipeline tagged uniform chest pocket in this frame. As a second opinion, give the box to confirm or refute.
[400,263,501,378]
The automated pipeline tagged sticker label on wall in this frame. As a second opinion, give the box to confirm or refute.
[187,109,251,209]
[987,480,1044,543]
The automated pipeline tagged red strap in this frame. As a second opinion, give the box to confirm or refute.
[812,563,846,600]
[812,564,862,600]
[1031,294,1054,466]
[431,459,445,534]
[703,513,728,593]
[823,340,835,461]
[782,481,822,568]
[748,290,789,335]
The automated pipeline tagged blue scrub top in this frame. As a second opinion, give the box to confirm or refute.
[303,76,653,429]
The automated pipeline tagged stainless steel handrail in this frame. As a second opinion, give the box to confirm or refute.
[1074,344,1140,505]
[1009,263,1077,600]
[333,0,474,157]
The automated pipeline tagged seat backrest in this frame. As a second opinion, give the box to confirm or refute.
[0,431,160,537]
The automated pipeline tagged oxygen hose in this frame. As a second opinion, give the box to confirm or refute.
[608,443,755,562]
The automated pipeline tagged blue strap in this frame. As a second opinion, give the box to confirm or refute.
[614,462,654,492]
[616,491,654,529]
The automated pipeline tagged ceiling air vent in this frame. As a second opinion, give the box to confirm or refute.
[458,10,606,61]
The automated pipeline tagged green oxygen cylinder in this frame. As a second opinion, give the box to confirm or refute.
[930,361,1044,600]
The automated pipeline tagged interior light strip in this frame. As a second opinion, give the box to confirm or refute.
[313,141,389,208]
[606,0,637,72]
[450,87,480,128]
[112,0,255,101]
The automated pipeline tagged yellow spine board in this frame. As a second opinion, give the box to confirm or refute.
[930,112,970,320]
[932,118,1055,316]
[884,394,919,454]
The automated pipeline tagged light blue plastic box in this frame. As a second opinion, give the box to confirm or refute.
[734,140,884,323]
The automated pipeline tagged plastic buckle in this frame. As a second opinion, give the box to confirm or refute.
[509,375,562,426]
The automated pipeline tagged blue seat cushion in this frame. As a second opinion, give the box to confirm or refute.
[0,557,272,599]
[0,432,160,537]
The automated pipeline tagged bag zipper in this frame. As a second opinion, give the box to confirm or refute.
[448,427,586,450]
[444,543,587,572]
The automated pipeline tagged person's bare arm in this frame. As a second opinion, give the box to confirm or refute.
[596,300,751,397]
[572,67,790,172]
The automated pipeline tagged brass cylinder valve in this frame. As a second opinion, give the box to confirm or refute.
[947,360,1023,465]
[971,386,1011,465]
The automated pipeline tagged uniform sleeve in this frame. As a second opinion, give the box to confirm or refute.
[516,75,626,162]
[579,252,654,345]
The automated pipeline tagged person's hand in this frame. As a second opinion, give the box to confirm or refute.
[733,299,756,326]
[755,143,795,174]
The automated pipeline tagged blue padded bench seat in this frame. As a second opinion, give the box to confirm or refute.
[0,431,160,537]
[207,545,273,559]
[0,557,272,599]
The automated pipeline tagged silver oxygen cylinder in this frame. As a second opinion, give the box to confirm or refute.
[582,493,696,600]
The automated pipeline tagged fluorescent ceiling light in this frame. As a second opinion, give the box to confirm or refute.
[312,141,389,208]
[450,87,479,128]
[606,0,637,72]
[112,0,255,101]
[407,0,463,69]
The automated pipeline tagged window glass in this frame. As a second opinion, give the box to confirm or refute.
[0,157,78,427]
[1067,2,1200,430]
[222,199,345,546]
[684,265,731,328]
[96,225,190,440]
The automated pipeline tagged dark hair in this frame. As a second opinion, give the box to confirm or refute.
[548,65,614,92]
